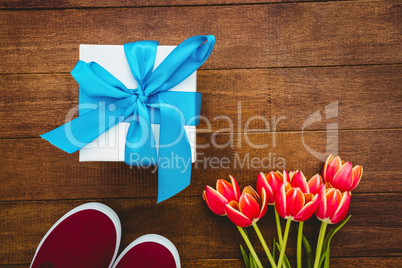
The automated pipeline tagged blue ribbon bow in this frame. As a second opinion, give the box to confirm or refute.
[41,35,215,202]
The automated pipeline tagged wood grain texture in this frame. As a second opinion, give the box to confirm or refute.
[1,1,401,74]
[266,1,402,67]
[269,65,402,131]
[3,257,402,268]
[329,258,402,268]
[1,0,401,266]
[0,129,400,201]
[0,0,301,9]
[0,5,268,74]
[184,257,402,268]
[1,65,401,138]
[1,194,401,265]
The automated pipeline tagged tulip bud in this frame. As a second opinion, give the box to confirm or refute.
[316,183,351,224]
[203,175,241,216]
[290,171,323,195]
[225,186,268,228]
[275,182,320,222]
[257,170,289,205]
[323,155,363,192]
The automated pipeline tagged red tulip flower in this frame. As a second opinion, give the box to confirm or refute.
[203,175,241,216]
[323,155,363,192]
[316,183,351,224]
[290,171,322,195]
[225,186,268,228]
[275,182,320,222]
[257,170,290,204]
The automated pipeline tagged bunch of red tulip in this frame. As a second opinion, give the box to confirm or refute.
[203,155,363,268]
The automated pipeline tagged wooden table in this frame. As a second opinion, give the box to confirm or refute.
[1,0,401,267]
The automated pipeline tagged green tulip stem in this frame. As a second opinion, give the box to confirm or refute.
[277,219,291,268]
[237,226,264,268]
[297,221,304,268]
[275,206,283,245]
[252,222,277,268]
[313,222,328,268]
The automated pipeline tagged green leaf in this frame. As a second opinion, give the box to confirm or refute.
[272,238,276,263]
[283,253,291,268]
[276,242,291,268]
[324,249,330,268]
[318,250,327,268]
[302,235,314,268]
[250,253,257,268]
[318,249,330,268]
[240,244,250,268]
[321,216,352,255]
[320,249,330,268]
[320,215,352,267]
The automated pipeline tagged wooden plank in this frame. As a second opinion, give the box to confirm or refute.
[1,1,401,74]
[0,74,78,138]
[270,65,402,131]
[330,258,402,268]
[0,5,269,74]
[266,1,402,67]
[1,65,401,138]
[0,0,299,9]
[0,130,400,201]
[2,257,402,268]
[1,194,401,264]
[2,257,401,268]
[182,259,244,268]
[185,257,402,268]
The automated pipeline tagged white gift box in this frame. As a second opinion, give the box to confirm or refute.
[78,44,197,163]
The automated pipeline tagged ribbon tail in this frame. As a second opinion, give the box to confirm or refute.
[124,101,158,166]
[41,97,134,153]
[157,96,192,203]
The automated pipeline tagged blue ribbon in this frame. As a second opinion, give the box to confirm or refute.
[41,35,215,202]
